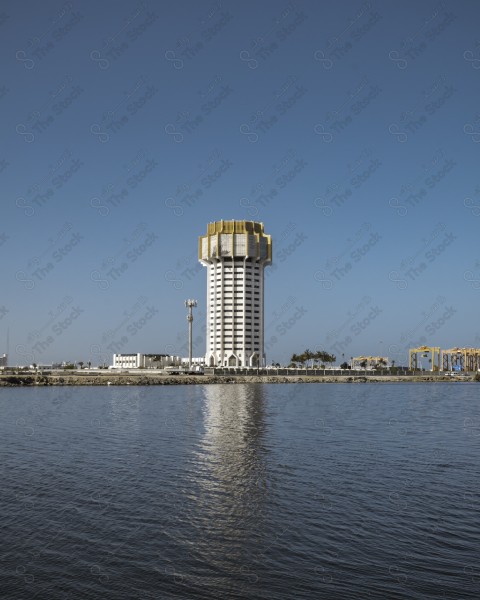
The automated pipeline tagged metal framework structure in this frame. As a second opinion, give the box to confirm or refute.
[441,347,480,372]
[409,346,441,371]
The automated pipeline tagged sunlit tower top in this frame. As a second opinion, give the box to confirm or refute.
[199,220,272,368]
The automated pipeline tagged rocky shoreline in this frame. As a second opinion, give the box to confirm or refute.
[0,373,476,386]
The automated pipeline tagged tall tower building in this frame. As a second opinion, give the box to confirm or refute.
[199,220,272,367]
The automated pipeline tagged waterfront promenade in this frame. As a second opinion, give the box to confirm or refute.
[0,369,476,386]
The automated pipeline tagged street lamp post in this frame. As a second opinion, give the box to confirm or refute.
[185,299,197,370]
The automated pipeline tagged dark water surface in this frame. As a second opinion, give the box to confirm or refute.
[1,383,479,599]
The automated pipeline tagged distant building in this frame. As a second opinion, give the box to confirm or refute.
[112,353,182,369]
[0,353,7,368]
[199,220,272,367]
[181,357,204,367]
[352,356,389,369]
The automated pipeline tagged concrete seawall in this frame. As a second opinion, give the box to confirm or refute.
[0,373,477,386]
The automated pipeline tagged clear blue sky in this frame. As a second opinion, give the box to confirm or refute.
[1,0,480,367]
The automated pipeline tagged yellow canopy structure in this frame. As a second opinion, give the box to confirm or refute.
[441,348,480,372]
[409,346,440,371]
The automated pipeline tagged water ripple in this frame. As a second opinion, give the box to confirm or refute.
[1,383,479,599]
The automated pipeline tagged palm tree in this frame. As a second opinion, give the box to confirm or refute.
[316,350,336,366]
[298,352,306,368]
[304,349,314,368]
[326,352,336,365]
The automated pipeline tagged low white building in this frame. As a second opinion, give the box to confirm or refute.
[181,357,204,366]
[112,353,182,369]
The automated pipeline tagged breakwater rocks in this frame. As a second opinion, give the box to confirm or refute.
[0,373,476,386]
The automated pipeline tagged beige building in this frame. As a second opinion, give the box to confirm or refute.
[352,356,389,369]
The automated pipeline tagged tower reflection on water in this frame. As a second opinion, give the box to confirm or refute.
[190,384,271,574]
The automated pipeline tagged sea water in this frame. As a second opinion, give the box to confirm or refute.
[1,383,479,599]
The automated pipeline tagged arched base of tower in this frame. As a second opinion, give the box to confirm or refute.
[228,353,239,367]
[204,352,266,368]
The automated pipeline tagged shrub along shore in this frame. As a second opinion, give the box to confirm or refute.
[0,372,477,386]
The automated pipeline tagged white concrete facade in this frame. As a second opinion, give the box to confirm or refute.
[180,357,204,366]
[199,220,272,368]
[112,354,182,369]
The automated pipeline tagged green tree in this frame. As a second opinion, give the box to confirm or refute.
[303,349,314,368]
[290,353,300,367]
[297,352,308,367]
[316,351,336,365]
[325,352,336,365]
